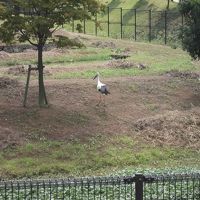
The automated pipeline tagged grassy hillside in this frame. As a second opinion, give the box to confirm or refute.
[101,0,178,10]
[0,31,200,178]
[67,0,180,45]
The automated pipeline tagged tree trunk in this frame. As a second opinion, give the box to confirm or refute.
[166,0,170,10]
[38,44,48,107]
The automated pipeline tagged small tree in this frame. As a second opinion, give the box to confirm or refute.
[179,0,200,59]
[0,0,103,106]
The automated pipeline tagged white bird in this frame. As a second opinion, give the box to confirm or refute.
[93,72,110,105]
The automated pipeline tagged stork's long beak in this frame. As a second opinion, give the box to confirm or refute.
[93,74,98,80]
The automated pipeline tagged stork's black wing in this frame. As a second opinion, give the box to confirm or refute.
[99,85,110,95]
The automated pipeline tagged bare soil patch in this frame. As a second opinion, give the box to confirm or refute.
[0,77,19,88]
[0,51,11,59]
[91,41,116,49]
[134,109,200,149]
[7,65,51,76]
[106,60,136,68]
[1,75,200,150]
[165,70,200,79]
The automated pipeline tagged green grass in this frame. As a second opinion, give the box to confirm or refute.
[45,52,110,65]
[0,48,111,67]
[101,0,178,10]
[70,0,180,43]
[1,41,195,80]
[0,135,199,178]
[53,50,195,79]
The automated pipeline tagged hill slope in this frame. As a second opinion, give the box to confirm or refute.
[102,0,178,10]
[0,31,200,178]
[68,0,180,44]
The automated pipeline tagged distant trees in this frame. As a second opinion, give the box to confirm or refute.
[179,0,200,59]
[0,0,103,107]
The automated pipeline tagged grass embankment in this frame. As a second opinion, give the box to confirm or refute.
[0,135,199,178]
[67,0,179,44]
[0,41,195,79]
[0,34,200,178]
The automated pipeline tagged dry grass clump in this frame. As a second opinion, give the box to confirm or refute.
[7,66,27,75]
[106,60,135,69]
[133,109,200,149]
[91,41,116,49]
[166,70,200,79]
[7,65,51,76]
[0,77,23,104]
[0,126,22,149]
[0,77,19,88]
[106,60,148,69]
[0,51,10,59]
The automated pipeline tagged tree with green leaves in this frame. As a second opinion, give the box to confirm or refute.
[179,0,200,59]
[0,0,103,107]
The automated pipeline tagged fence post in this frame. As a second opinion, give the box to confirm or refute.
[164,10,167,45]
[95,13,97,36]
[149,10,152,42]
[72,20,75,32]
[108,7,110,37]
[135,174,144,200]
[181,13,184,44]
[120,7,123,39]
[83,16,86,34]
[23,65,31,107]
[134,9,137,41]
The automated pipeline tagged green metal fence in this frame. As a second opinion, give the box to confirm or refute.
[0,173,199,199]
[70,7,184,45]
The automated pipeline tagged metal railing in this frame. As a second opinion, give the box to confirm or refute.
[69,7,184,45]
[0,173,199,199]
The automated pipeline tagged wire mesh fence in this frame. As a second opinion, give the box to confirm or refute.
[68,7,184,45]
[0,173,199,199]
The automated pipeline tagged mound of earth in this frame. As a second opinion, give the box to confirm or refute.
[7,66,27,75]
[0,126,23,149]
[166,70,200,79]
[7,66,51,76]
[106,60,135,69]
[0,77,19,88]
[0,51,10,59]
[91,41,116,49]
[133,109,200,149]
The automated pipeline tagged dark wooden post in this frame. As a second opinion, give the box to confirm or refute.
[83,18,86,34]
[108,7,110,37]
[23,65,31,107]
[134,9,137,41]
[164,10,167,45]
[135,174,144,200]
[120,7,123,39]
[72,20,75,32]
[149,10,152,42]
[23,65,40,107]
[95,13,98,36]
[181,13,184,44]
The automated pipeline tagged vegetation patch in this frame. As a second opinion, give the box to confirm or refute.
[0,135,199,179]
[0,77,19,88]
[133,109,200,149]
[165,70,200,79]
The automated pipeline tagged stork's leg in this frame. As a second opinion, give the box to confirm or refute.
[96,93,102,106]
[103,95,106,106]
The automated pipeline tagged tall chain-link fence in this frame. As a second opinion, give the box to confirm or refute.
[68,7,184,46]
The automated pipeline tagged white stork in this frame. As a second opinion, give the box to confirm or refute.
[93,72,110,105]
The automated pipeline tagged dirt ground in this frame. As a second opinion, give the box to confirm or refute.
[0,73,200,150]
[0,33,200,151]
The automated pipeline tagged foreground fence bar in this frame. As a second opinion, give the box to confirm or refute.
[135,174,144,200]
[0,173,199,199]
